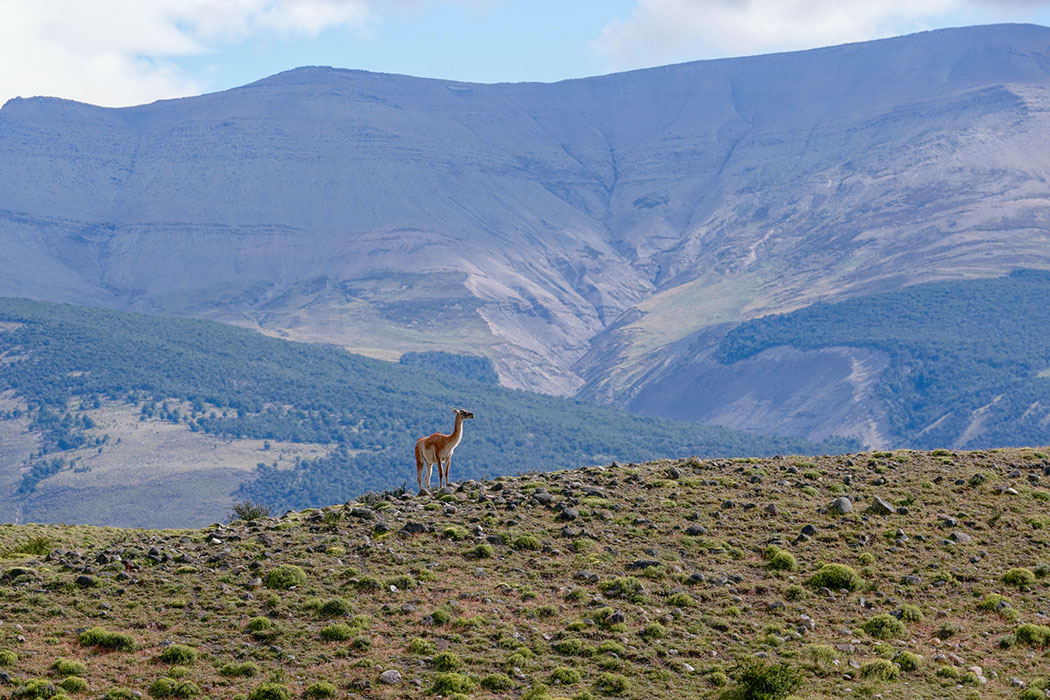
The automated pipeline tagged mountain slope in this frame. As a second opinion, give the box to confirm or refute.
[0,298,848,527]
[626,270,1050,449]
[3,24,1050,407]
[1,449,1048,699]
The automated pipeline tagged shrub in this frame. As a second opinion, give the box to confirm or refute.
[430,608,452,625]
[1015,623,1050,647]
[512,534,540,551]
[248,684,291,700]
[862,614,907,640]
[766,547,797,572]
[725,661,802,700]
[102,690,137,700]
[977,593,1010,611]
[464,544,494,559]
[58,677,88,693]
[640,622,666,640]
[801,644,837,675]
[594,673,630,695]
[219,662,260,677]
[355,576,382,591]
[159,644,197,666]
[320,624,352,642]
[317,598,351,618]
[667,592,695,607]
[78,628,135,652]
[265,565,306,590]
[229,501,270,522]
[431,673,477,695]
[51,659,87,676]
[934,622,958,640]
[893,651,921,672]
[149,679,178,698]
[12,679,60,699]
[898,604,924,622]
[480,673,514,690]
[433,652,463,671]
[442,526,468,540]
[0,649,15,666]
[386,574,416,590]
[553,638,594,656]
[174,682,200,698]
[807,564,861,591]
[302,682,337,699]
[1003,568,1037,587]
[246,617,271,632]
[857,552,875,565]
[860,658,899,680]
[522,684,554,700]
[550,667,581,684]
[408,638,435,655]
[599,577,644,601]
[784,584,804,601]
[351,637,371,652]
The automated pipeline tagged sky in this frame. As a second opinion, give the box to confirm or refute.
[2,0,1050,108]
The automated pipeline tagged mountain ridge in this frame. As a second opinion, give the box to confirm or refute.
[3,23,1050,440]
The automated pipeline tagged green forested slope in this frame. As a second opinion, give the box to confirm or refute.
[0,298,851,512]
[716,269,1050,448]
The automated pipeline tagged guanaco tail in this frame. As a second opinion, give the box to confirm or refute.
[415,408,474,493]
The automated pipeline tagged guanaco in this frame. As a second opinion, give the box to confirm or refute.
[415,408,474,493]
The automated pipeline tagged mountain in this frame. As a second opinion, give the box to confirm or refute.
[0,298,846,527]
[3,24,1050,443]
[1,448,1048,698]
[630,270,1050,449]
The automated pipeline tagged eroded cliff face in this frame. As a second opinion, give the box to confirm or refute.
[3,25,1050,432]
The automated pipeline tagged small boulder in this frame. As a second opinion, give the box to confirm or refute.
[867,496,895,515]
[829,497,853,514]
[379,670,402,685]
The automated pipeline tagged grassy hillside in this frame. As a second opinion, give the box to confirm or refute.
[0,298,851,522]
[715,269,1050,449]
[0,449,1048,699]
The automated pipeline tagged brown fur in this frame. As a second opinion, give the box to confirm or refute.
[415,408,474,492]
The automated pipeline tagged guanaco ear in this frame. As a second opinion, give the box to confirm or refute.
[450,407,459,414]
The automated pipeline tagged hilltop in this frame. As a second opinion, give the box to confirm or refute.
[0,298,845,527]
[3,24,1050,444]
[0,448,1048,699]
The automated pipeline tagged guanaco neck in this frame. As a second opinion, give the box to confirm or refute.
[448,414,465,447]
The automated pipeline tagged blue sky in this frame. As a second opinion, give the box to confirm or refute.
[2,0,1050,107]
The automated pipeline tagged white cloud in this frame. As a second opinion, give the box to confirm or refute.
[593,0,1050,69]
[0,0,374,107]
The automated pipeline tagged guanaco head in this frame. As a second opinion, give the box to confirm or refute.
[451,408,475,420]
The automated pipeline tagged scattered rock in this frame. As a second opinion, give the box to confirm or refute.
[829,497,853,514]
[867,497,895,515]
[379,670,402,685]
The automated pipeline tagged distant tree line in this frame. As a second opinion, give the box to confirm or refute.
[0,297,852,510]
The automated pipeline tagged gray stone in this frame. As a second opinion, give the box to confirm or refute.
[379,670,402,684]
[949,531,972,544]
[867,496,895,515]
[829,497,853,514]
